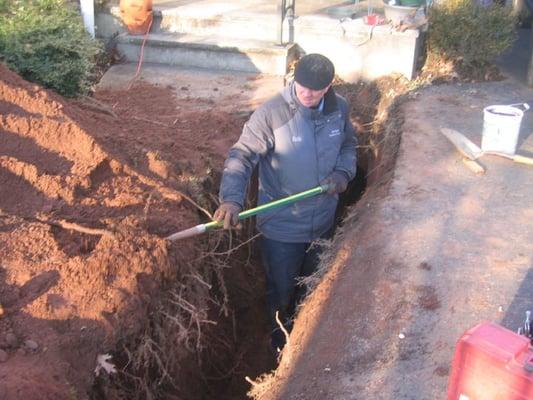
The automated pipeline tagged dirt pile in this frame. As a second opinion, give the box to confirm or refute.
[0,64,245,399]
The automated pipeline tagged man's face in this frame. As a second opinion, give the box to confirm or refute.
[295,81,331,108]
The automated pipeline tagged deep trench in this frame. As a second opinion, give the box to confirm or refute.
[91,79,403,400]
[91,165,371,400]
[197,77,403,398]
[199,165,369,400]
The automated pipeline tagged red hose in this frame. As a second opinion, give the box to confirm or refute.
[127,17,153,90]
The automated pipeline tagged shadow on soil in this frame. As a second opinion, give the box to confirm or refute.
[501,264,533,333]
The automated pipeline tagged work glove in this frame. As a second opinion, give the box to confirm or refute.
[322,171,349,195]
[213,202,242,230]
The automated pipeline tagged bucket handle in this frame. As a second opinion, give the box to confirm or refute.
[507,103,530,111]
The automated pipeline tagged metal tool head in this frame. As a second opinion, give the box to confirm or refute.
[440,128,484,161]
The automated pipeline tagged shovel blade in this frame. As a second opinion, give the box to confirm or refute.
[440,128,484,160]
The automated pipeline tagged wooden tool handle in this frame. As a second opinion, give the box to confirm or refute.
[484,151,533,166]
[513,154,533,166]
[462,158,485,175]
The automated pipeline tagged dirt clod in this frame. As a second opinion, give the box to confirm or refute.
[434,365,450,377]
[418,262,432,270]
[23,340,38,351]
[4,333,17,348]
[0,349,7,363]
[146,151,174,179]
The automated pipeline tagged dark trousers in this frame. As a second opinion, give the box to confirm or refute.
[260,232,330,349]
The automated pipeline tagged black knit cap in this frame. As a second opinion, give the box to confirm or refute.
[294,54,335,90]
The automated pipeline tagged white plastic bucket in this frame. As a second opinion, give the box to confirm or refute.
[481,103,529,155]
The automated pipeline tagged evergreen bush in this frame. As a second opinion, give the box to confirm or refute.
[428,0,516,70]
[0,0,102,97]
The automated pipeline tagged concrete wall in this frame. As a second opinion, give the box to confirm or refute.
[94,7,127,38]
[291,16,422,80]
[95,8,424,81]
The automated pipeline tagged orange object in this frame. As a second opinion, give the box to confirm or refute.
[448,322,533,400]
[119,0,153,35]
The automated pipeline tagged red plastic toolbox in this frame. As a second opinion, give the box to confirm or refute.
[448,322,533,400]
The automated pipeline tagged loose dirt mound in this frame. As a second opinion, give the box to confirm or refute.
[0,64,244,399]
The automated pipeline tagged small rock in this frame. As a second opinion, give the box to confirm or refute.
[0,349,7,362]
[24,339,38,351]
[17,348,26,356]
[0,304,4,317]
[399,333,406,339]
[5,333,17,348]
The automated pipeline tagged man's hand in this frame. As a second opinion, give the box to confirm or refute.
[322,171,349,195]
[213,202,242,229]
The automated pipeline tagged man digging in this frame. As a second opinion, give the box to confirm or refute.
[214,54,357,354]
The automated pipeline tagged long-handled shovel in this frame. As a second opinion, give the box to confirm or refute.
[165,184,329,241]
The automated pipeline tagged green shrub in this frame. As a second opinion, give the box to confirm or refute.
[428,0,516,70]
[0,0,102,97]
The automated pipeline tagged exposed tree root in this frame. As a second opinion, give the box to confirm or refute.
[79,95,119,118]
[0,211,115,239]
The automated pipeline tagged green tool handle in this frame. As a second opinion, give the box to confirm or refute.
[165,184,329,241]
[203,184,329,231]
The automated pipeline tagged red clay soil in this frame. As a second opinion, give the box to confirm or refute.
[0,64,244,399]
